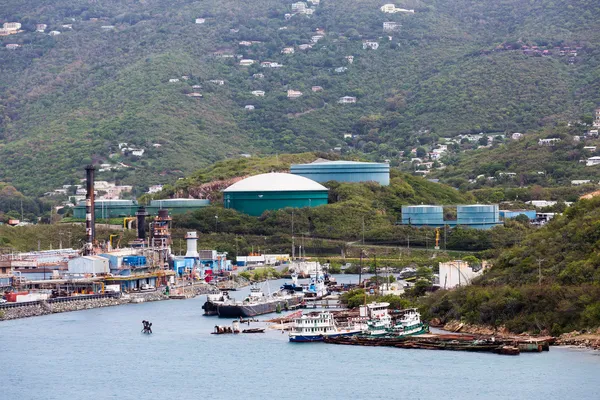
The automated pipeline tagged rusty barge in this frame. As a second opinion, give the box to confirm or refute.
[323,333,553,356]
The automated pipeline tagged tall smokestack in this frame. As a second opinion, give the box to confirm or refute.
[84,165,95,255]
[136,206,148,241]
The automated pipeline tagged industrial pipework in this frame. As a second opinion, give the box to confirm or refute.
[84,165,95,256]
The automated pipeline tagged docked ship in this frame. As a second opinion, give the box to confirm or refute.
[361,305,428,338]
[302,272,328,298]
[216,286,304,318]
[202,291,232,316]
[389,308,429,337]
[289,311,362,342]
[363,302,393,336]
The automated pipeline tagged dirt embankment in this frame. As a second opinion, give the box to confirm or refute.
[555,330,600,350]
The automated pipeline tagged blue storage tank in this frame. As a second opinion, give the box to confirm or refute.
[401,205,444,225]
[499,209,536,220]
[291,160,390,186]
[457,205,499,224]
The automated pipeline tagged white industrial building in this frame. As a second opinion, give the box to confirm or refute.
[68,256,110,275]
[438,260,485,289]
[236,254,290,267]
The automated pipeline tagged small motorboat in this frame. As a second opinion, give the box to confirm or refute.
[242,328,265,334]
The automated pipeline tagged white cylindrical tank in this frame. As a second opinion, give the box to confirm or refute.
[185,231,199,258]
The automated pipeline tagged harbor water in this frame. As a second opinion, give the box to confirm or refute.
[1,276,599,400]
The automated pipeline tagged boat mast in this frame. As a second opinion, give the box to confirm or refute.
[358,251,362,287]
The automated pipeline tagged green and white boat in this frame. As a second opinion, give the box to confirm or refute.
[389,308,429,337]
[361,305,429,338]
[363,302,393,336]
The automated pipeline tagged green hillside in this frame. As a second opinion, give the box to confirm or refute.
[423,197,600,334]
[435,126,600,195]
[1,0,600,194]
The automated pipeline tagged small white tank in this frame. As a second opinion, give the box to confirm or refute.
[185,231,199,258]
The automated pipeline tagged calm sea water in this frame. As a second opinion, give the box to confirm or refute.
[1,275,599,400]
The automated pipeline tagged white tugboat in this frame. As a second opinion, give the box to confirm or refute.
[390,308,428,337]
[289,312,362,342]
[362,302,393,336]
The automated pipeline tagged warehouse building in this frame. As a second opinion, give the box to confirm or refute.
[291,160,390,186]
[223,173,328,216]
[73,199,210,219]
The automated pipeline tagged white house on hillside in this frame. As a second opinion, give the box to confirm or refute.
[380,4,415,13]
[363,41,379,50]
[339,96,357,104]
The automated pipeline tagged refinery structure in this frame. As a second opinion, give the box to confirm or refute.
[0,166,233,300]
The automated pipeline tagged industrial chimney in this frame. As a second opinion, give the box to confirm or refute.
[135,206,149,241]
[84,165,95,256]
[185,232,199,258]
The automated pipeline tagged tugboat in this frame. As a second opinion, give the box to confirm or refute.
[216,286,304,318]
[389,308,429,337]
[289,312,362,342]
[202,290,232,316]
[362,302,393,336]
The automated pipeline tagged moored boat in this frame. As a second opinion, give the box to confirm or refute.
[217,286,304,318]
[362,302,393,336]
[202,290,232,316]
[289,311,362,342]
[389,308,429,337]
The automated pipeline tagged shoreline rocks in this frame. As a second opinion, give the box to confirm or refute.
[555,330,600,350]
[0,283,218,322]
[442,320,600,350]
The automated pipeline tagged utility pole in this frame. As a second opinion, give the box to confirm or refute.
[358,251,363,287]
[291,210,295,260]
[444,225,447,250]
[537,259,544,286]
[374,255,378,292]
[362,216,365,245]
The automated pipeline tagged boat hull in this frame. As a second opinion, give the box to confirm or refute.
[217,296,304,318]
[289,331,361,343]
[202,301,220,316]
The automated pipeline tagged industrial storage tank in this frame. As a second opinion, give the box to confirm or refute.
[223,173,328,216]
[457,205,500,226]
[73,199,137,219]
[291,160,390,186]
[148,198,210,215]
[401,205,444,226]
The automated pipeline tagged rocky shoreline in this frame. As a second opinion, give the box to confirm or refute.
[436,319,600,350]
[0,284,218,321]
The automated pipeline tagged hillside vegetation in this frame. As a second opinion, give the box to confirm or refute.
[437,126,600,191]
[1,0,600,193]
[423,197,600,335]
